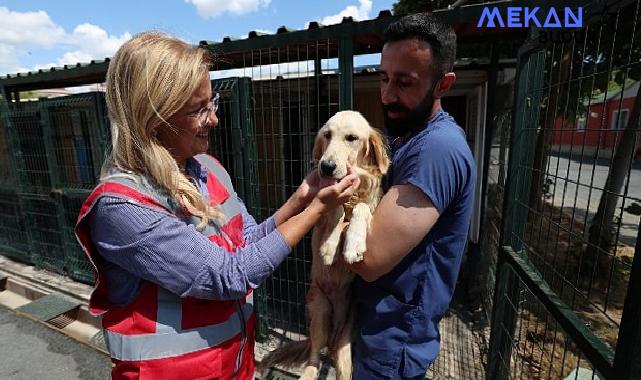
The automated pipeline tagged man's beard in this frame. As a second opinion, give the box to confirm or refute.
[383,90,435,138]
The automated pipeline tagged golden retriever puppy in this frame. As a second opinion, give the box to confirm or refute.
[259,111,390,380]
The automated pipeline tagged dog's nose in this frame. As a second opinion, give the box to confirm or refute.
[320,160,337,177]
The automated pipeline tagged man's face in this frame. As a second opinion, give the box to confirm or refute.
[379,38,438,137]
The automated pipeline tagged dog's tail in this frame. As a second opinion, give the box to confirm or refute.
[257,339,310,372]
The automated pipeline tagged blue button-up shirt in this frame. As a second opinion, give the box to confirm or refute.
[88,158,291,305]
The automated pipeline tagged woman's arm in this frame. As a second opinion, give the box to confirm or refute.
[272,170,321,226]
[89,174,357,301]
[237,196,277,244]
[241,170,321,243]
[89,197,289,301]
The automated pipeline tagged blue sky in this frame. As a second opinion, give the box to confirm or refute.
[0,0,396,76]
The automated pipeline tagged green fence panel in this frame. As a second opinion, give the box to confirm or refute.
[209,77,272,338]
[42,92,109,283]
[0,188,30,263]
[61,190,94,283]
[10,102,52,195]
[0,92,31,263]
[21,194,66,275]
[489,0,641,378]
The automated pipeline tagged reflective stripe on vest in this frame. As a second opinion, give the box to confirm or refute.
[104,302,254,361]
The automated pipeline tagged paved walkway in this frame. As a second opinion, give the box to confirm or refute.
[0,306,111,380]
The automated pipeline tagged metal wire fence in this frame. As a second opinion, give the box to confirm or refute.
[0,98,30,263]
[494,263,605,380]
[210,39,344,337]
[0,4,639,378]
[0,93,109,281]
[489,0,641,378]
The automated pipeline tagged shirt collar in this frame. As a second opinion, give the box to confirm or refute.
[185,157,208,182]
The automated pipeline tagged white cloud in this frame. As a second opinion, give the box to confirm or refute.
[53,23,131,69]
[186,0,271,18]
[67,23,131,58]
[0,7,131,76]
[319,0,372,25]
[0,7,65,47]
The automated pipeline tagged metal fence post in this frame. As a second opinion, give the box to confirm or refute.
[338,35,353,111]
[613,218,641,379]
[237,77,269,340]
[90,92,110,178]
[487,42,546,379]
[238,78,260,217]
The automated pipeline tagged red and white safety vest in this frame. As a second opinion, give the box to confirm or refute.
[75,154,255,379]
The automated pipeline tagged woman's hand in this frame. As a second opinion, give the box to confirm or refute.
[294,170,322,206]
[308,173,360,214]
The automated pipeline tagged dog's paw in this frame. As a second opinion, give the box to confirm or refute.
[343,235,365,264]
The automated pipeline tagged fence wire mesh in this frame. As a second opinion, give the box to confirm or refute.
[494,264,604,380]
[215,40,342,337]
[492,1,641,378]
[0,102,30,262]
[10,103,52,194]
[509,0,641,351]
[0,93,108,281]
[45,93,107,191]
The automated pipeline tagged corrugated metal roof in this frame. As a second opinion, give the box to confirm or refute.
[198,11,392,47]
[0,59,110,81]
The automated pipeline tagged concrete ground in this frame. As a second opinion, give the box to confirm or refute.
[0,306,111,380]
[0,255,491,380]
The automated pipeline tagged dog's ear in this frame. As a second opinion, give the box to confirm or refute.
[367,128,390,175]
[312,127,326,162]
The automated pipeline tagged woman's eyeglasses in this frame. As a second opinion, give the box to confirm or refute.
[190,92,220,128]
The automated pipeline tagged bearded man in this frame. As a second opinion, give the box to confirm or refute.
[346,13,477,379]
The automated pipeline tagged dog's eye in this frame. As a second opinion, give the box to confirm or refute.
[324,131,331,139]
[345,134,358,142]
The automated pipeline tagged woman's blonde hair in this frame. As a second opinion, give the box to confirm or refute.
[104,31,223,228]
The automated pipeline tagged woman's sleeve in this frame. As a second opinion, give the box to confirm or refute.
[237,195,277,244]
[88,196,291,301]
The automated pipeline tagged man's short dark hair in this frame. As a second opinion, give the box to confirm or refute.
[384,13,457,77]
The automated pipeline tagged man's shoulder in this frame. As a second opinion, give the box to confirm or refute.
[409,116,472,162]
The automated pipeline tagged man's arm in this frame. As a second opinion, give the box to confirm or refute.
[349,183,439,282]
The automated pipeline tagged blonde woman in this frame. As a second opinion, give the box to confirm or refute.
[75,31,358,380]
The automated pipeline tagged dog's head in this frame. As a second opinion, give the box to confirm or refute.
[312,110,390,180]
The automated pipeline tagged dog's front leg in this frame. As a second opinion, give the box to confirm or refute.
[319,206,345,266]
[342,203,371,264]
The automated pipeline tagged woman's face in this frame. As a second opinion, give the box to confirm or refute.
[158,74,218,167]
